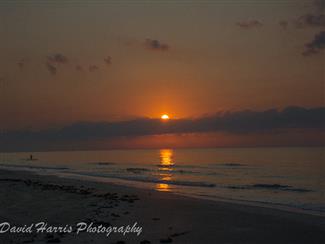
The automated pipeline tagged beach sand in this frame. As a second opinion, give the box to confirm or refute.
[0,169,324,244]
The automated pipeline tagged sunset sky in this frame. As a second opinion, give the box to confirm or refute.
[0,0,324,151]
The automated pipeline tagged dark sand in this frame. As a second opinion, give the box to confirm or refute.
[0,169,324,244]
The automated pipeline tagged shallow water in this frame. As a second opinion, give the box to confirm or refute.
[0,147,324,215]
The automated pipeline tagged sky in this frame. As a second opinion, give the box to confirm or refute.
[0,0,324,151]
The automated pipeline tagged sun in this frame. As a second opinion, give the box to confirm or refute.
[161,114,170,120]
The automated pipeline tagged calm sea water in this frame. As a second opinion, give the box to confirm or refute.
[0,147,324,215]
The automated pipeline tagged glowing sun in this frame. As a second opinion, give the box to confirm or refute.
[161,114,170,120]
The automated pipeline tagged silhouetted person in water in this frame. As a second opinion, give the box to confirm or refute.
[30,154,33,160]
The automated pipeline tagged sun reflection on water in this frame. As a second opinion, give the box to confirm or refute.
[156,183,170,192]
[160,149,174,166]
[156,149,174,192]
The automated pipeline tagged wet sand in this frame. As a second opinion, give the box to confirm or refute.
[0,169,324,244]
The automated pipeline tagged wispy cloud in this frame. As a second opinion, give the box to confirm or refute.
[295,14,325,28]
[45,53,68,75]
[279,20,288,29]
[144,38,169,51]
[89,65,99,72]
[47,53,68,64]
[294,0,325,28]
[236,20,263,29]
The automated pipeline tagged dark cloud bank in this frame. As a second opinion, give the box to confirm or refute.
[1,107,324,151]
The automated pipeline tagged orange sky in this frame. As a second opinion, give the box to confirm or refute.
[0,1,324,150]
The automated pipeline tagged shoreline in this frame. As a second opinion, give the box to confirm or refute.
[57,170,325,218]
[1,169,325,243]
[2,165,324,218]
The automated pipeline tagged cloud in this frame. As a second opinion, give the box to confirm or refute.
[279,20,288,29]
[294,0,325,28]
[144,38,169,51]
[2,107,324,147]
[45,53,68,74]
[295,14,325,28]
[46,62,57,75]
[47,53,68,64]
[302,31,325,56]
[293,1,325,56]
[236,20,263,29]
[104,56,112,65]
[89,65,99,72]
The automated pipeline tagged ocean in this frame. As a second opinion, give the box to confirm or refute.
[0,147,324,216]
